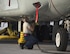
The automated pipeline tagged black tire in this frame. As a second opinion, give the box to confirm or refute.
[55,28,68,51]
[52,22,59,41]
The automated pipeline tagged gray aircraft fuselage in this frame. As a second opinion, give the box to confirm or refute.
[0,0,70,21]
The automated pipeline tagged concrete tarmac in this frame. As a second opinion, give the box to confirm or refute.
[0,40,70,54]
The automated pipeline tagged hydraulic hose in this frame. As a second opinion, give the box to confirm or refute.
[36,43,48,53]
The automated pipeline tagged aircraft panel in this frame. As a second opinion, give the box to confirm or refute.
[0,0,18,11]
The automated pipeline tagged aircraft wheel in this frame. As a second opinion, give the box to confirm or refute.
[55,28,68,51]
